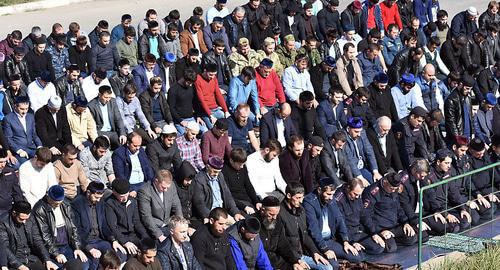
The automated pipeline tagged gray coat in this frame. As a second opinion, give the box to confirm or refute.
[137,181,183,239]
[87,97,126,137]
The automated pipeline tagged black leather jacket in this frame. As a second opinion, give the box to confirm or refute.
[3,56,31,85]
[0,214,50,268]
[202,50,232,85]
[444,89,474,139]
[32,197,82,257]
[54,75,84,105]
[388,48,419,86]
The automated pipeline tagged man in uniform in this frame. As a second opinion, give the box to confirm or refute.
[393,106,430,168]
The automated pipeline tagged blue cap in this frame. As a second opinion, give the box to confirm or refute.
[47,185,65,201]
[347,116,363,128]
[374,72,389,83]
[213,16,224,23]
[344,24,355,32]
[485,93,497,105]
[260,58,273,68]
[163,52,176,63]
[14,95,30,104]
[324,56,336,68]
[401,73,415,84]
[73,96,88,107]
[39,71,51,82]
[319,177,335,188]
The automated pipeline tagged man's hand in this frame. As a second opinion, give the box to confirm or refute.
[418,221,431,231]
[255,203,263,210]
[119,135,127,145]
[353,242,365,251]
[344,242,359,256]
[220,88,227,95]
[16,149,28,158]
[234,213,245,221]
[147,129,157,139]
[196,117,205,126]
[6,150,17,164]
[446,214,460,224]
[18,265,29,270]
[468,200,479,210]
[89,248,102,259]
[313,253,330,265]
[488,194,499,203]
[55,254,67,264]
[244,206,255,215]
[180,120,189,127]
[49,147,61,156]
[129,191,137,198]
[403,224,415,237]
[210,115,217,124]
[434,213,447,224]
[74,250,88,262]
[224,111,231,118]
[154,126,162,134]
[373,171,383,181]
[358,176,370,187]
[203,218,210,224]
[380,230,394,239]
[112,241,126,254]
[372,234,386,248]
[260,107,268,115]
[188,227,196,236]
[296,259,310,270]
[477,194,491,209]
[159,235,167,242]
[45,261,58,270]
[460,210,472,223]
[324,250,337,260]
[123,242,139,255]
[77,144,85,151]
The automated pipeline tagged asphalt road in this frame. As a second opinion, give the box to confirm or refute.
[0,0,492,39]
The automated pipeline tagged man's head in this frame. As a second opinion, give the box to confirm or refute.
[138,238,157,266]
[66,64,80,82]
[14,96,30,117]
[143,53,157,72]
[373,72,389,90]
[400,73,416,92]
[96,20,109,33]
[34,36,47,54]
[98,85,113,105]
[86,181,105,205]
[260,196,280,230]
[283,35,296,52]
[229,147,247,171]
[354,87,370,104]
[343,43,357,60]
[387,23,400,39]
[160,124,177,148]
[240,217,261,241]
[232,6,246,23]
[166,23,179,40]
[295,54,309,71]
[189,17,203,33]
[408,107,427,128]
[261,139,282,162]
[92,136,110,159]
[112,178,130,203]
[435,149,453,173]
[317,177,336,204]
[346,178,364,200]
[330,131,347,151]
[285,183,305,208]
[258,58,273,78]
[235,104,251,127]
[145,9,158,22]
[328,88,344,105]
[308,136,324,158]
[240,66,256,85]
[118,58,131,76]
[409,159,430,181]
[238,38,251,56]
[452,136,469,158]
[346,117,363,140]
[212,38,225,55]
[262,37,276,55]
[72,96,88,115]
[482,93,497,111]
[468,138,486,159]
[8,74,22,92]
[148,20,160,36]
[99,31,111,47]
[47,185,65,208]
[466,6,479,21]
[169,216,190,244]
[215,0,227,10]
[149,76,163,95]
[426,109,444,128]
[33,147,52,170]
[99,251,121,270]
[209,207,229,236]
[381,172,401,194]
[92,68,107,85]
[0,148,8,172]
[460,75,474,97]
[11,200,31,225]
[422,64,436,83]
[276,102,291,120]
[206,156,224,178]
[13,46,27,62]
[287,135,305,159]
[213,118,229,138]
[61,144,78,167]
[365,43,380,60]
[123,83,138,103]
[154,170,173,193]
[376,116,392,137]
[491,134,500,156]
[298,90,315,110]
[410,47,424,61]
[203,63,218,81]
[126,132,142,154]
[184,121,199,141]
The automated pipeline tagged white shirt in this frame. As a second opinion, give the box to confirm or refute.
[81,75,113,101]
[19,160,57,207]
[275,116,286,147]
[378,134,387,157]
[206,6,229,24]
[246,151,287,200]
[15,112,27,132]
[287,16,294,27]
[27,80,57,112]
[51,113,58,128]
[164,66,171,95]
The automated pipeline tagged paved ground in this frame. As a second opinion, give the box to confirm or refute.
[0,0,492,38]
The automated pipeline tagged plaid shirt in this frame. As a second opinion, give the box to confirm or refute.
[176,135,205,172]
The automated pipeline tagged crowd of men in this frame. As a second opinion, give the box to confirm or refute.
[0,0,499,269]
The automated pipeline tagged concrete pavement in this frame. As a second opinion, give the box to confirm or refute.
[0,0,492,40]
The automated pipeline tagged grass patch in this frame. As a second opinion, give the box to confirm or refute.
[0,0,36,7]
[434,244,500,270]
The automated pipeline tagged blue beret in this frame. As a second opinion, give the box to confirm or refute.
[260,58,274,68]
[319,177,335,188]
[73,96,88,107]
[14,95,30,104]
[48,185,65,201]
[347,116,363,128]
[485,93,497,105]
[163,52,176,63]
[344,24,355,32]
[324,56,336,68]
[213,16,224,23]
[401,73,415,84]
[40,71,52,82]
[374,72,389,83]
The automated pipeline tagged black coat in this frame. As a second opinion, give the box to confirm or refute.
[145,138,182,173]
[34,105,72,151]
[279,14,306,42]
[175,57,202,80]
[24,50,55,81]
[174,161,197,219]
[0,167,24,213]
[3,56,31,85]
[309,64,340,101]
[440,40,465,74]
[388,48,420,87]
[290,103,326,142]
[138,89,173,129]
[367,83,399,122]
[221,162,260,211]
[476,67,499,101]
[191,224,236,270]
[104,196,147,245]
[54,75,84,105]
[320,140,353,186]
[279,148,313,193]
[444,89,474,140]
[259,108,297,146]
[202,50,232,86]
[258,215,299,269]
[366,127,403,175]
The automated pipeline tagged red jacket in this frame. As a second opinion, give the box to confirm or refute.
[255,68,286,108]
[194,74,228,115]
[380,2,403,30]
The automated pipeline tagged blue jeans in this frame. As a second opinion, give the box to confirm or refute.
[300,255,337,270]
[130,182,144,192]
[359,168,374,184]
[174,117,208,135]
[201,107,225,129]
[56,244,90,270]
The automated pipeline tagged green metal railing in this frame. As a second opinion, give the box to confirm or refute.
[417,161,500,270]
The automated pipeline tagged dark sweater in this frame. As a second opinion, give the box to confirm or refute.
[90,43,119,72]
[191,224,237,270]
[167,81,196,123]
[24,50,54,81]
[69,45,92,74]
[221,162,260,211]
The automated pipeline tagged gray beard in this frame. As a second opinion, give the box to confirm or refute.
[262,219,277,230]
